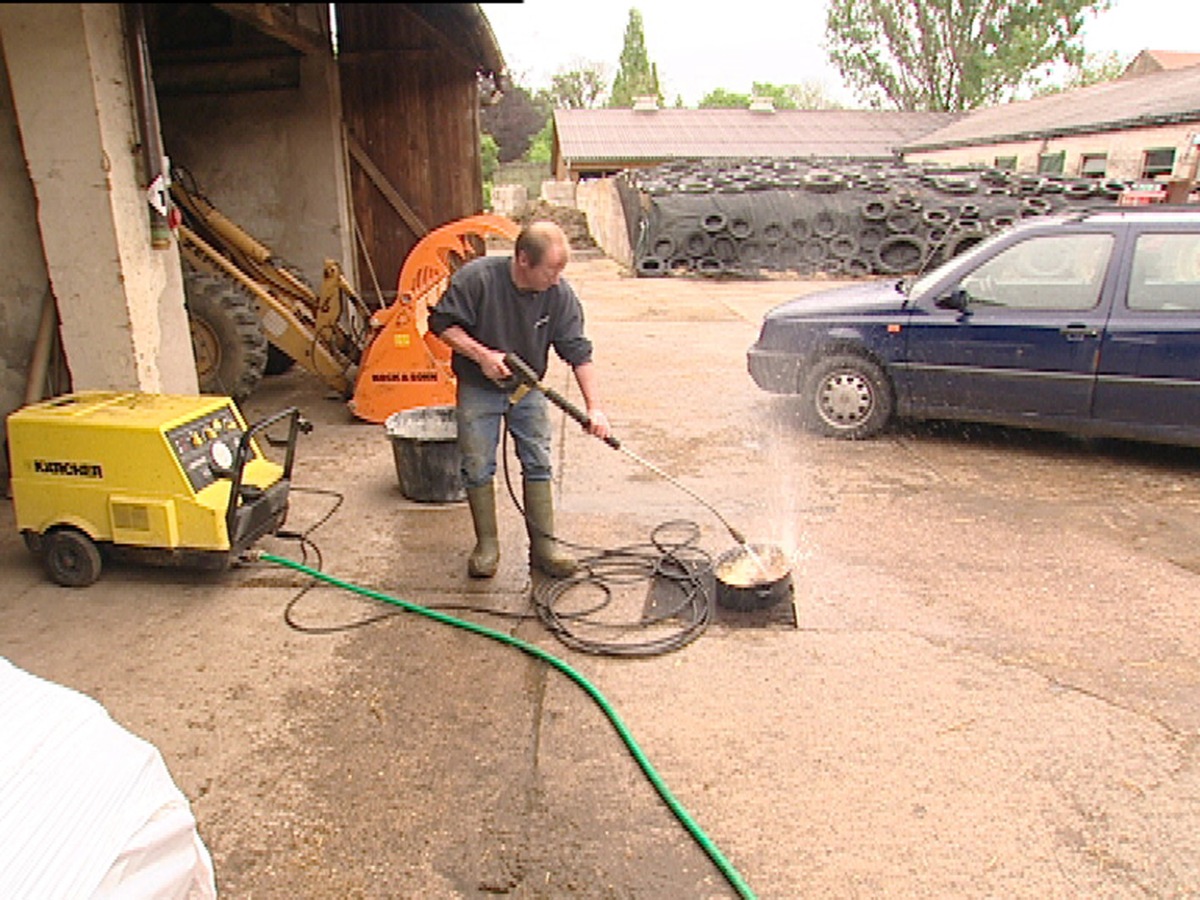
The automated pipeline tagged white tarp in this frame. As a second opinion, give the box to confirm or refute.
[0,657,217,899]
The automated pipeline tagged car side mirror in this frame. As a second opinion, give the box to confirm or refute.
[935,288,970,312]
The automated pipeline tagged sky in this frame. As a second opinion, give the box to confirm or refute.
[480,0,1200,108]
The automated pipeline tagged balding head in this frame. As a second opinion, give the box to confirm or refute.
[511,220,570,293]
[515,220,570,268]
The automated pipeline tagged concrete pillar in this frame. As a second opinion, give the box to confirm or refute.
[0,4,197,394]
[0,39,51,416]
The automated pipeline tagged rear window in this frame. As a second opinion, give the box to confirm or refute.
[1127,233,1200,311]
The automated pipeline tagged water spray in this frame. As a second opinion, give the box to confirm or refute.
[501,354,767,573]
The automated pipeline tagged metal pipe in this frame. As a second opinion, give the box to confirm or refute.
[24,289,57,405]
[124,4,170,249]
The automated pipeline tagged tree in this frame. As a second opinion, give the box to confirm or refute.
[546,60,609,109]
[824,0,1113,111]
[698,81,844,110]
[781,81,845,110]
[1034,50,1128,96]
[750,83,798,110]
[480,81,550,163]
[480,132,499,209]
[699,88,751,109]
[525,118,554,164]
[608,9,662,108]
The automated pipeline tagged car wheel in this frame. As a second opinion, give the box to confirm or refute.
[803,354,893,439]
[43,528,102,587]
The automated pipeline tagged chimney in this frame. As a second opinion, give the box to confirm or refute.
[748,96,776,112]
[632,95,659,112]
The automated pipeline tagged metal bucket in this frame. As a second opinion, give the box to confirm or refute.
[713,542,794,611]
[385,406,465,503]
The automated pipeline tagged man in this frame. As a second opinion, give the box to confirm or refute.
[428,220,611,579]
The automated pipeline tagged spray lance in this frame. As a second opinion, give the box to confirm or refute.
[501,353,752,549]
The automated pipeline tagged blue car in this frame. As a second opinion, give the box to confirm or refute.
[748,209,1200,445]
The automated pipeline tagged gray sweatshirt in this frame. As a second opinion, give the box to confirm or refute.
[427,255,593,390]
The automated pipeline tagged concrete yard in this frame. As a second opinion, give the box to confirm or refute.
[3,252,1200,898]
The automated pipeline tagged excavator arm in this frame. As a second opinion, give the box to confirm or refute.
[170,170,519,415]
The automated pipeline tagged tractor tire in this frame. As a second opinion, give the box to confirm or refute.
[183,261,267,400]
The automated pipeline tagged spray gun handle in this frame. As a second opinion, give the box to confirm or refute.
[503,352,621,449]
[541,386,622,450]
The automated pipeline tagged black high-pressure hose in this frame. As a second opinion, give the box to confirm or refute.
[496,411,717,656]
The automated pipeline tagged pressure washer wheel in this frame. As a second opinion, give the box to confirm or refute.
[43,527,103,588]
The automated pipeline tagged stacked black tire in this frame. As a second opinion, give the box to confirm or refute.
[628,159,1128,278]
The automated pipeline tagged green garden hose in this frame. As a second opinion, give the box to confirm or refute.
[260,552,757,899]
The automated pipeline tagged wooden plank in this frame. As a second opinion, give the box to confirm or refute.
[212,4,328,56]
[345,130,429,237]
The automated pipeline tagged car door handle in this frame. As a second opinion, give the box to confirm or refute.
[1060,324,1099,341]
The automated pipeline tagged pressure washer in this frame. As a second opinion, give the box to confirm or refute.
[7,391,309,586]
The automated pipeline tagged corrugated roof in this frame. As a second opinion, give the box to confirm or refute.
[554,108,962,162]
[905,63,1200,151]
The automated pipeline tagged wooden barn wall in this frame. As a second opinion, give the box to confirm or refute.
[337,4,483,303]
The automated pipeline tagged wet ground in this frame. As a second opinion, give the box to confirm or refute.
[4,253,1200,898]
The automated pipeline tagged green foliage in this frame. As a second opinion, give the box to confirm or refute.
[546,61,609,109]
[750,83,798,110]
[699,88,751,109]
[480,132,499,210]
[1034,50,1128,96]
[481,132,499,182]
[608,9,662,108]
[525,118,554,164]
[824,0,1113,111]
[480,82,551,162]
[698,81,844,110]
[779,81,845,110]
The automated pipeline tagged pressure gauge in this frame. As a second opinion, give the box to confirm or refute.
[209,439,235,476]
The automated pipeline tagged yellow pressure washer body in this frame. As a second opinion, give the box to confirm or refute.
[7,392,307,587]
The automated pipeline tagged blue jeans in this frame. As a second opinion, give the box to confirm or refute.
[456,382,552,489]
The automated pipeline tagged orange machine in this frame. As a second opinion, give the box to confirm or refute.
[349,214,520,424]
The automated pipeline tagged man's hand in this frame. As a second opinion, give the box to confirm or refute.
[585,407,611,440]
[439,325,510,384]
[573,361,610,440]
[477,348,510,384]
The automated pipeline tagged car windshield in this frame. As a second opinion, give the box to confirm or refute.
[907,227,1028,299]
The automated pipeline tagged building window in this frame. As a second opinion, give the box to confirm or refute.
[1142,148,1176,179]
[1037,151,1065,175]
[1080,153,1107,177]
[993,156,1017,170]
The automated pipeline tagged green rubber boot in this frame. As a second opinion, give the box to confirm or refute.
[523,480,577,579]
[466,482,500,578]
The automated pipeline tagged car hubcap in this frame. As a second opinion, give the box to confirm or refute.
[818,372,872,427]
